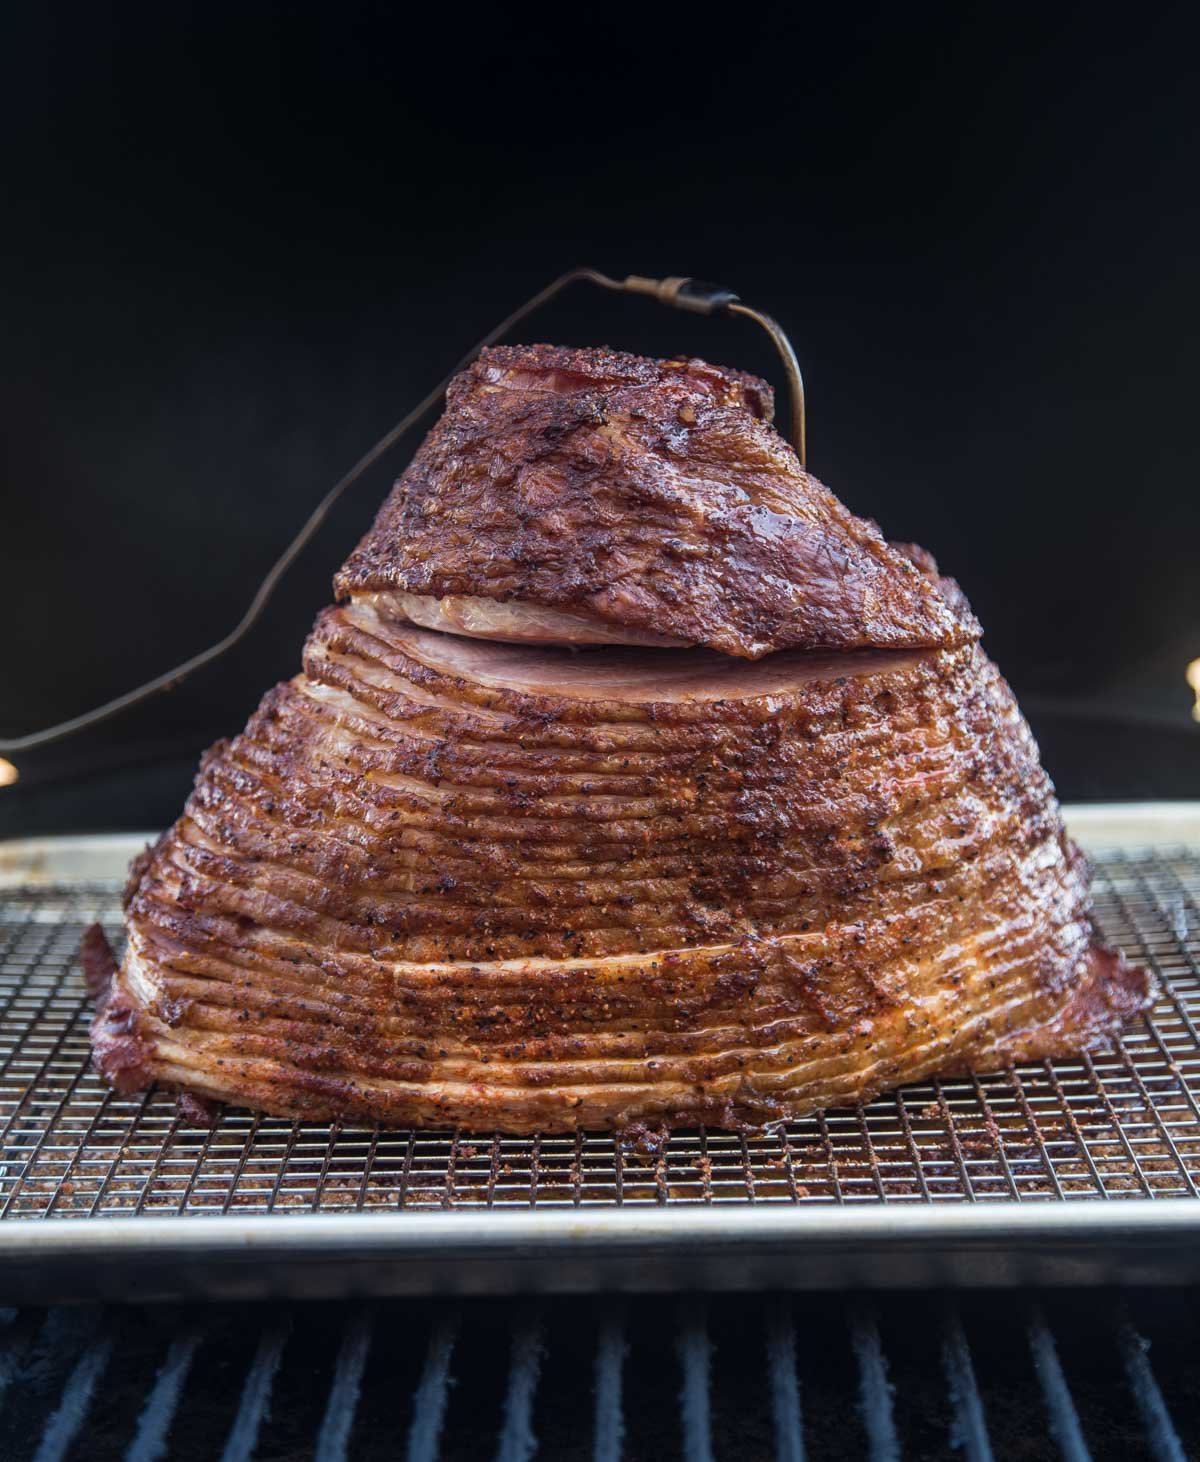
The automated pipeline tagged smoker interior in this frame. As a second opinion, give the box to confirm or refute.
[1,846,1199,1224]
[1,1287,1196,1460]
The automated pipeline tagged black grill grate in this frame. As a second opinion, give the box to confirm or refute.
[0,1289,1195,1460]
[1,848,1199,1217]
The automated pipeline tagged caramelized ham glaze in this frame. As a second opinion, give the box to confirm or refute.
[336,345,978,659]
[96,343,1150,1133]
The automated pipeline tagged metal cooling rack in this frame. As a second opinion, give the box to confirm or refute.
[1,811,1200,1300]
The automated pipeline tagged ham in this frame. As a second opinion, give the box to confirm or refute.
[95,344,1151,1134]
[335,345,978,660]
[374,591,691,648]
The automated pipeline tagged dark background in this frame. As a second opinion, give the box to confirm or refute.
[2,1,1198,837]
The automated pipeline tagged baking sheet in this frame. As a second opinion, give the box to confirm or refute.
[1,804,1198,1298]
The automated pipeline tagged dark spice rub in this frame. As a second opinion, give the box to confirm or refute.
[94,344,1150,1132]
[335,344,978,659]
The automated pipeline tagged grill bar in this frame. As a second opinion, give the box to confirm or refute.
[496,1308,545,1462]
[0,1313,21,1413]
[765,1298,804,1462]
[593,1305,626,1462]
[849,1305,899,1462]
[218,1318,289,1462]
[407,1312,459,1462]
[941,1304,992,1462]
[676,1299,713,1462]
[315,1309,372,1462]
[1027,1305,1091,1462]
[33,1326,113,1462]
[126,1329,202,1462]
[1116,1314,1187,1462]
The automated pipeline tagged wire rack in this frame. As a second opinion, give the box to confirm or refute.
[1,848,1199,1220]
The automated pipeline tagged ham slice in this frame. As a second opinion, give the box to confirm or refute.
[95,344,1150,1134]
[374,591,691,648]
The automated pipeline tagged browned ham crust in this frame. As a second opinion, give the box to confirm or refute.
[335,345,978,659]
[104,605,1149,1132]
[94,343,1149,1133]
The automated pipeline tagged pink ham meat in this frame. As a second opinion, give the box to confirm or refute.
[374,592,690,648]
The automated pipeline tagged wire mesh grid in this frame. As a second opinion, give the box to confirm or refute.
[1,847,1199,1219]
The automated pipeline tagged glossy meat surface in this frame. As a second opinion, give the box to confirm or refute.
[335,345,979,659]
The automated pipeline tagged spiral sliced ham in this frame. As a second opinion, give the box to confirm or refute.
[91,344,1150,1133]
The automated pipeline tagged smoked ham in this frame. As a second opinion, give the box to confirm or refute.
[91,344,1151,1133]
[335,345,979,659]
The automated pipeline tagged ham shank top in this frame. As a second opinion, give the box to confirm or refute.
[335,344,980,660]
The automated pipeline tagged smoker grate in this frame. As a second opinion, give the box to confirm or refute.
[2,847,1200,1220]
[0,1288,1197,1460]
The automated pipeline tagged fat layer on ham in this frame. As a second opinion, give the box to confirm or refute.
[92,344,1151,1134]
